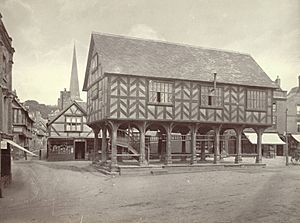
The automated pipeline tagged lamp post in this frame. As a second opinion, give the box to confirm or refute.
[285,108,289,166]
[0,134,2,198]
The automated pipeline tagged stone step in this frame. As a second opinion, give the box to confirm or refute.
[119,167,164,176]
[150,169,168,175]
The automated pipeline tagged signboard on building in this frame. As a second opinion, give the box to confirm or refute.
[1,141,8,150]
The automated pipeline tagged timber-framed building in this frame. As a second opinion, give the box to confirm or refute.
[47,46,95,161]
[83,33,278,171]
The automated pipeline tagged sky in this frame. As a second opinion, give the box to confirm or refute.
[1,0,300,105]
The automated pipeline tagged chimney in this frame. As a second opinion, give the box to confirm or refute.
[275,75,281,88]
[298,75,300,89]
[213,72,217,90]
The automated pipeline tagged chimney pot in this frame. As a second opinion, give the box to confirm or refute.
[275,76,281,88]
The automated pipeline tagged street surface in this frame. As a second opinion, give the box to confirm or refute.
[0,159,300,223]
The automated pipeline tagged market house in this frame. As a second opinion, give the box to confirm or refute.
[83,32,278,171]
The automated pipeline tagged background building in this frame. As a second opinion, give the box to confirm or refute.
[242,76,287,158]
[286,75,300,154]
[30,111,48,159]
[11,95,35,159]
[47,46,94,161]
[47,101,94,161]
[0,13,14,194]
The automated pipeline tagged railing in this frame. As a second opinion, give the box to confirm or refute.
[116,129,140,160]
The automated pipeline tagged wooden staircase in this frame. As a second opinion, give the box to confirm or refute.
[116,129,140,161]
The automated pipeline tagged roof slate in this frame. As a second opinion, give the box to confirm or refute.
[85,32,277,89]
[287,86,300,96]
[47,101,87,126]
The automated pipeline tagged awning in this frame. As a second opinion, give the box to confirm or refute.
[4,139,38,156]
[291,134,300,143]
[244,133,285,145]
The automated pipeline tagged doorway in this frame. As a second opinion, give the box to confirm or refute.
[75,141,86,160]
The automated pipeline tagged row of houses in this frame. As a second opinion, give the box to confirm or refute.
[0,13,49,197]
[0,13,14,197]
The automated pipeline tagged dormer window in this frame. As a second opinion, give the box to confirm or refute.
[148,80,173,105]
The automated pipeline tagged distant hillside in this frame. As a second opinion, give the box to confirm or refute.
[24,100,58,119]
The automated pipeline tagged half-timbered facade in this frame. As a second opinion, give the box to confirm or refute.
[47,101,94,161]
[83,33,278,170]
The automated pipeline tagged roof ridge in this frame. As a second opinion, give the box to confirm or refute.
[91,31,251,56]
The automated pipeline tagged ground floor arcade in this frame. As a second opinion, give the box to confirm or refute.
[89,121,271,170]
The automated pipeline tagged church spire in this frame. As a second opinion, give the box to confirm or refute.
[69,44,81,101]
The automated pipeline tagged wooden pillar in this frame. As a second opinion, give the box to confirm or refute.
[110,124,118,169]
[190,125,197,165]
[101,127,107,163]
[181,134,187,161]
[93,127,100,163]
[235,127,243,164]
[139,123,147,166]
[200,138,206,161]
[165,125,172,165]
[214,126,221,164]
[256,128,264,163]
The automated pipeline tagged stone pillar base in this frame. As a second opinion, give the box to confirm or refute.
[164,159,172,165]
[235,155,242,164]
[110,163,119,172]
[190,155,197,165]
[214,155,220,164]
[256,157,262,164]
[139,160,148,166]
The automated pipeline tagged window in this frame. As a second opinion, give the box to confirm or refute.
[297,122,300,132]
[272,103,277,113]
[13,109,17,123]
[3,55,8,81]
[148,80,173,104]
[273,116,277,126]
[246,89,266,110]
[297,105,300,115]
[272,102,277,126]
[200,86,223,107]
[65,116,82,132]
[90,54,98,73]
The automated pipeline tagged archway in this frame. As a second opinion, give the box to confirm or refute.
[171,124,192,164]
[221,129,236,156]
[145,123,167,164]
[115,122,141,165]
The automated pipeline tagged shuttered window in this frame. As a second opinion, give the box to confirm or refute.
[247,89,266,110]
[148,80,173,105]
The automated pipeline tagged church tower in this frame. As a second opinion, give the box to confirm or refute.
[69,45,82,101]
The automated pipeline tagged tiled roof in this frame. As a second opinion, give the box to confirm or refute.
[287,87,300,96]
[47,101,87,126]
[84,32,277,89]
